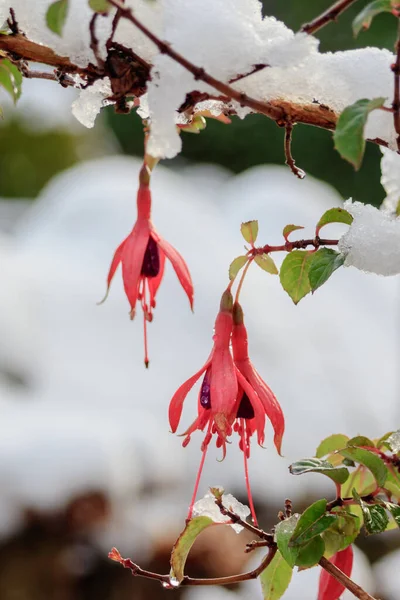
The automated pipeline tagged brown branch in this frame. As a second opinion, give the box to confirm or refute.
[319,556,377,600]
[89,13,105,70]
[257,237,339,255]
[19,65,76,87]
[284,122,305,179]
[392,19,400,151]
[110,546,277,587]
[228,63,269,84]
[214,496,274,543]
[301,0,361,35]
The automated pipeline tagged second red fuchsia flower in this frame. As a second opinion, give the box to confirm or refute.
[169,289,285,523]
[101,164,194,367]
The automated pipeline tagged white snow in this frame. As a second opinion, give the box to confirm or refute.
[381,147,400,214]
[192,489,250,533]
[71,76,112,128]
[339,200,400,276]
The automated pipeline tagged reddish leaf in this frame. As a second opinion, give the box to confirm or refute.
[318,546,354,600]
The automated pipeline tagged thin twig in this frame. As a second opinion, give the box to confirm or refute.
[284,122,305,179]
[20,65,75,87]
[214,496,274,543]
[110,546,277,587]
[89,13,105,70]
[229,63,269,84]
[301,0,361,35]
[7,7,19,35]
[319,556,377,600]
[392,19,400,151]
[258,237,339,255]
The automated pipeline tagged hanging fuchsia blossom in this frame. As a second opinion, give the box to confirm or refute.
[101,165,194,366]
[169,291,285,524]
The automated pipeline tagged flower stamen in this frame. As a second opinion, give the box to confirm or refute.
[241,420,258,527]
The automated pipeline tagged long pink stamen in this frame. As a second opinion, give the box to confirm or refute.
[142,280,149,368]
[241,420,258,527]
[187,423,212,520]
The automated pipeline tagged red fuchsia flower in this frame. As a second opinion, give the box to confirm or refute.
[169,290,283,525]
[318,546,354,600]
[101,165,194,367]
[232,302,285,457]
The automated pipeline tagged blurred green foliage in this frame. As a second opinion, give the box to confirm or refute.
[107,1,397,207]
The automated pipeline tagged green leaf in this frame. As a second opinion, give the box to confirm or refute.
[352,0,392,37]
[396,199,400,217]
[289,458,349,484]
[386,503,400,526]
[275,515,300,567]
[346,436,375,448]
[352,490,389,534]
[316,434,349,458]
[46,0,69,36]
[340,447,387,487]
[308,248,345,292]
[283,224,304,241]
[295,536,325,568]
[290,500,337,547]
[260,550,293,600]
[89,0,111,12]
[254,253,278,275]
[315,208,353,235]
[0,59,22,103]
[322,509,361,556]
[333,97,386,169]
[170,516,214,582]
[241,220,258,245]
[229,255,248,280]
[385,469,400,497]
[279,250,312,304]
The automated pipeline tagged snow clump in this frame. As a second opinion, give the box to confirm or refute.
[192,489,250,533]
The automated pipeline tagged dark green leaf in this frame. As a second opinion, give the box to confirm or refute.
[241,220,258,245]
[353,490,389,535]
[275,515,300,567]
[260,550,293,600]
[340,447,387,487]
[353,0,392,37]
[316,434,349,458]
[170,516,214,582]
[322,509,361,556]
[308,248,345,292]
[229,255,248,280]
[89,0,111,12]
[346,436,375,448]
[386,503,400,526]
[295,536,325,568]
[290,500,336,549]
[289,458,349,484]
[283,224,304,241]
[46,0,69,35]
[0,59,22,103]
[333,97,386,169]
[254,253,278,275]
[315,208,353,235]
[279,250,312,304]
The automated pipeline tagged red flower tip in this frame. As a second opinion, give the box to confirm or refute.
[318,546,354,600]
[108,547,123,563]
[101,173,194,365]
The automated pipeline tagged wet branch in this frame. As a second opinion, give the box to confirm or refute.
[284,122,305,179]
[301,0,361,35]
[256,237,339,255]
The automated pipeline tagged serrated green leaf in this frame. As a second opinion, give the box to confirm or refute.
[229,255,248,280]
[275,515,300,567]
[279,250,312,304]
[89,0,111,12]
[290,500,337,547]
[46,0,69,36]
[346,436,375,448]
[0,59,22,103]
[340,447,387,487]
[352,490,389,534]
[308,248,345,292]
[170,516,214,582]
[333,97,386,169]
[352,0,392,37]
[295,536,325,568]
[385,502,400,526]
[254,253,278,275]
[316,434,349,458]
[316,208,353,234]
[283,224,304,241]
[260,550,293,600]
[322,509,361,557]
[241,220,258,245]
[289,458,349,484]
